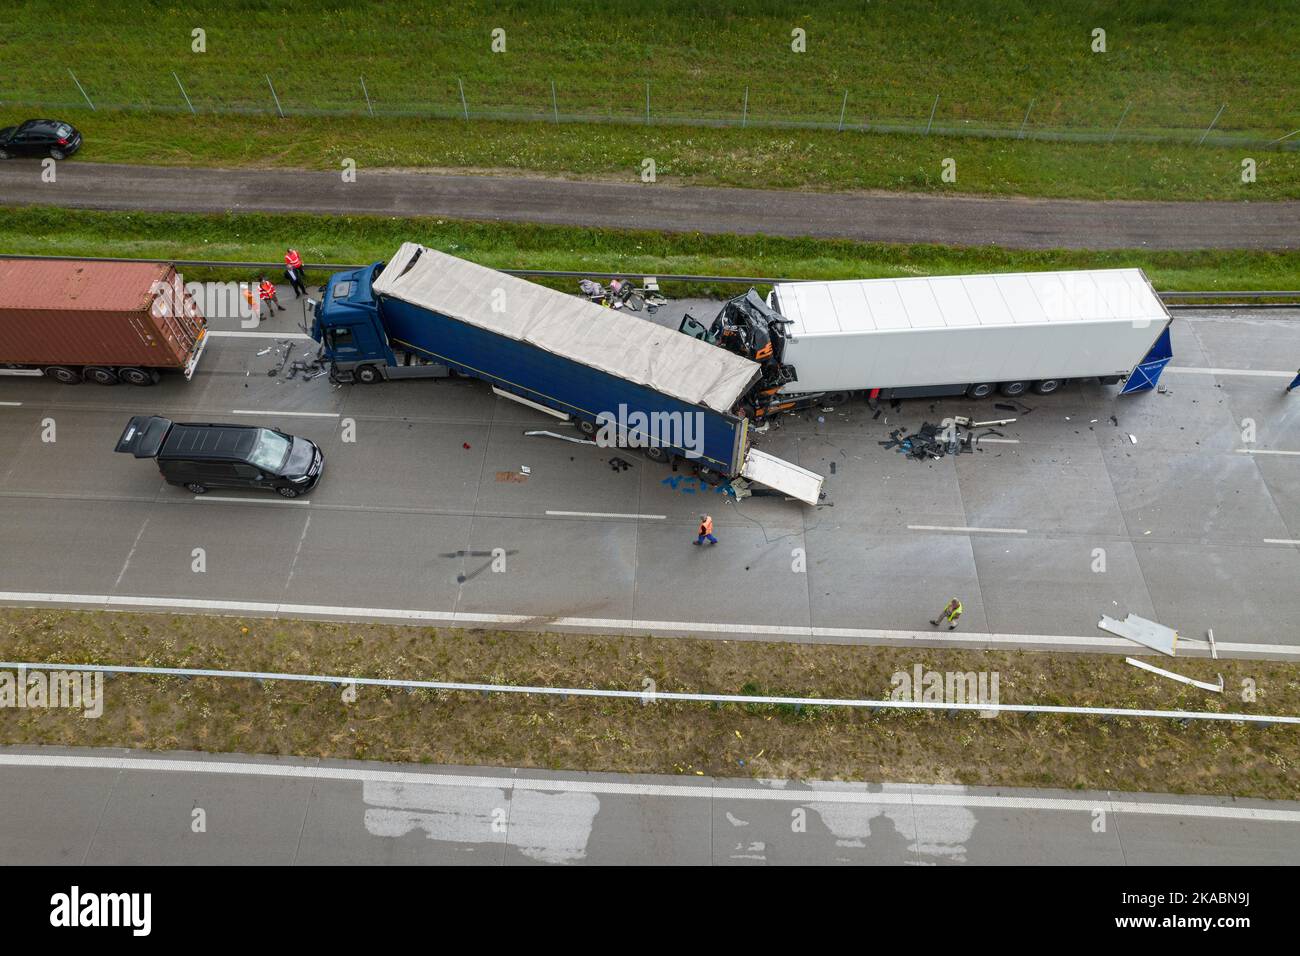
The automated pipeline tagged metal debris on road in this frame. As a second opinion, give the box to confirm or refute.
[1099,613,1179,656]
[525,429,597,446]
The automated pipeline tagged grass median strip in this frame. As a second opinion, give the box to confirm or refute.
[1,608,1296,798]
[4,206,1299,292]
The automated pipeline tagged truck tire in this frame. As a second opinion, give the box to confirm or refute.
[355,365,382,384]
[822,391,851,407]
[999,381,1029,397]
[118,367,159,386]
[576,418,598,437]
[1032,379,1063,395]
[965,382,995,399]
[43,366,82,384]
[84,366,119,385]
[185,483,208,494]
[644,445,669,463]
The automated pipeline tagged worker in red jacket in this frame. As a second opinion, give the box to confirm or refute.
[693,514,717,546]
[284,248,307,298]
[258,275,285,313]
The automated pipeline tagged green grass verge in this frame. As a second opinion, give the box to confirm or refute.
[7,1,1297,134]
[4,2,1297,200]
[4,206,1298,293]
[19,109,1299,202]
[2,608,1297,796]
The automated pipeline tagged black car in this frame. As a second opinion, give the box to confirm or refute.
[0,119,83,160]
[115,416,324,498]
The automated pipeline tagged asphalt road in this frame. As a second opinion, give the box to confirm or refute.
[1,161,1297,250]
[0,289,1297,658]
[3,746,1297,864]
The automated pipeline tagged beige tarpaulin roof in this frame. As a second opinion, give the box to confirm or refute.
[372,244,760,414]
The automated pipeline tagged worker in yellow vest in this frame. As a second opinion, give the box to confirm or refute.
[693,514,717,546]
[930,598,963,630]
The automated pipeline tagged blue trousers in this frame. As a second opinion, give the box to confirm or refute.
[695,533,717,545]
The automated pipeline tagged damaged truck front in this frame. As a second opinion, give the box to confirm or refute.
[311,244,824,504]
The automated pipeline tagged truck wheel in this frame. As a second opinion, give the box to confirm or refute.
[644,445,669,463]
[84,366,119,385]
[1032,379,1063,395]
[999,381,1028,397]
[576,418,598,437]
[119,367,159,386]
[822,391,850,406]
[186,483,208,495]
[965,382,995,399]
[43,366,82,384]
[355,365,382,384]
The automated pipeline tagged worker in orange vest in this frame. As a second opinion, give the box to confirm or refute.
[258,275,285,313]
[284,247,307,298]
[693,514,717,546]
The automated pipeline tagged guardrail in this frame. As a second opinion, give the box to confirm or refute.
[0,252,1296,306]
[4,660,1294,725]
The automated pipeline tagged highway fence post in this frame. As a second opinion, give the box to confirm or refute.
[360,75,374,117]
[266,74,284,118]
[1197,103,1226,145]
[741,85,749,128]
[68,69,95,112]
[925,93,939,135]
[550,79,559,123]
[1109,102,1132,142]
[1017,97,1035,139]
[458,77,469,121]
[837,89,848,131]
[172,71,196,115]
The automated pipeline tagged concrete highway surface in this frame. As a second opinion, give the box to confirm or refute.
[2,161,1298,250]
[0,288,1297,658]
[3,746,1297,865]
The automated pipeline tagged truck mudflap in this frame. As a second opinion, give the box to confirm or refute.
[739,448,824,505]
[1120,325,1174,395]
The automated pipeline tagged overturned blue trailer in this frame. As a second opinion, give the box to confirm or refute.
[310,243,824,504]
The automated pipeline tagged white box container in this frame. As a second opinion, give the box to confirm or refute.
[769,268,1171,395]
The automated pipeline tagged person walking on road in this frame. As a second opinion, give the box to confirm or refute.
[284,248,308,298]
[1288,368,1300,393]
[693,514,717,546]
[258,276,286,314]
[930,598,963,630]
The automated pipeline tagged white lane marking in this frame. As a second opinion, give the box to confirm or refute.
[908,525,1028,535]
[1238,449,1300,457]
[2,752,1298,822]
[1166,366,1293,378]
[546,510,666,520]
[0,401,22,407]
[230,409,340,418]
[1264,539,1300,545]
[112,515,152,590]
[1,590,1294,659]
[206,330,312,340]
[195,496,309,506]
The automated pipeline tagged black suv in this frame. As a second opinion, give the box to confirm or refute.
[0,119,82,160]
[115,416,324,498]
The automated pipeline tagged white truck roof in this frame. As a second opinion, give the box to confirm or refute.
[373,243,760,415]
[772,268,1168,336]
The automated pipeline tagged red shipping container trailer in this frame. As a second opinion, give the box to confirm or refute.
[0,257,208,385]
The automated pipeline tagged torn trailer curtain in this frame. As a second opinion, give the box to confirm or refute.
[371,244,762,415]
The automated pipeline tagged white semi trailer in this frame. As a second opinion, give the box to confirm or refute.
[763,268,1174,405]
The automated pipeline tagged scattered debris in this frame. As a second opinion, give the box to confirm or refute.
[256,348,272,357]
[520,465,531,476]
[462,442,471,450]
[879,421,974,460]
[1098,613,1178,657]
[608,457,632,472]
[495,471,527,483]
[1125,657,1223,693]
[972,417,1016,427]
[1109,415,1119,427]
[829,461,837,474]
[1208,628,1218,661]
[524,429,595,446]
[1128,433,1137,444]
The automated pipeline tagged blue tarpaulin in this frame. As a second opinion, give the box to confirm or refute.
[1120,326,1173,395]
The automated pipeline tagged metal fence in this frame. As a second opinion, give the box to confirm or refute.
[15,70,1298,151]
